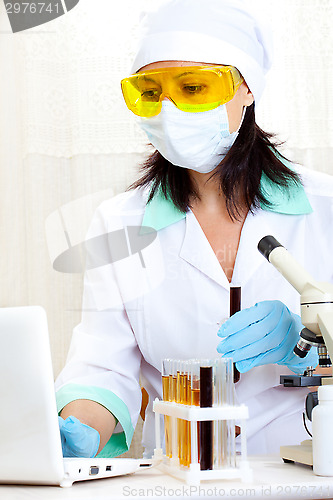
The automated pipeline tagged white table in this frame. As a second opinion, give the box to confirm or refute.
[1,456,333,500]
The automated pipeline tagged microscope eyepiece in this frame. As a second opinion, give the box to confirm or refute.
[258,236,283,261]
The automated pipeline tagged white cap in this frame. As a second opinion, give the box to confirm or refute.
[318,385,333,402]
[131,0,273,103]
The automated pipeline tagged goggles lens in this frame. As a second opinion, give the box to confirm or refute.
[121,65,244,117]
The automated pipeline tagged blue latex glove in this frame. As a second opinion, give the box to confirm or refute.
[58,415,100,458]
[217,300,319,374]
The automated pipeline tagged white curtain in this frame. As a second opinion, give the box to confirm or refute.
[0,0,332,458]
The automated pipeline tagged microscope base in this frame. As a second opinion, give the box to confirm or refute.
[280,439,313,467]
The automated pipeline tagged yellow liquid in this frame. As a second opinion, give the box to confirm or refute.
[172,376,177,402]
[187,375,191,404]
[176,371,181,403]
[191,388,200,406]
[162,375,169,401]
[162,376,171,457]
[182,375,187,466]
[185,375,191,467]
[191,388,200,464]
[179,373,185,464]
[176,372,182,462]
[169,374,174,402]
[170,375,177,458]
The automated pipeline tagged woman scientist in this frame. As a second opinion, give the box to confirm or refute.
[56,0,333,459]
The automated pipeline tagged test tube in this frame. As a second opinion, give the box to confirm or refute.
[181,360,191,467]
[190,360,200,466]
[170,359,179,462]
[162,359,171,400]
[179,361,185,465]
[230,286,241,383]
[200,361,213,470]
[214,358,226,469]
[172,359,177,403]
[212,357,236,469]
[230,285,241,464]
[168,359,177,459]
[185,361,192,467]
[226,360,237,468]
[175,360,184,463]
[162,359,172,457]
[224,358,236,466]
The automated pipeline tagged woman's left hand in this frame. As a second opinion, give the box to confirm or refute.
[216,300,319,374]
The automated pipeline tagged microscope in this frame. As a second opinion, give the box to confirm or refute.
[258,236,333,466]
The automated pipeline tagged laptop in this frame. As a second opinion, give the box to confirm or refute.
[0,306,153,487]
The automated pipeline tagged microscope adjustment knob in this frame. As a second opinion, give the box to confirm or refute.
[305,391,318,421]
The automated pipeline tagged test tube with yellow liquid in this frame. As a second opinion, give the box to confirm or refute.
[178,360,187,465]
[162,359,172,458]
[180,360,192,467]
[185,361,191,467]
[174,359,183,463]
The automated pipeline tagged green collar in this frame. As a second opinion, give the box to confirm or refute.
[142,173,313,231]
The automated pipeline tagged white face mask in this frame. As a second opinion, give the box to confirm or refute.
[138,100,244,174]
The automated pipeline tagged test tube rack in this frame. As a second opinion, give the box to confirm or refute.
[153,398,252,485]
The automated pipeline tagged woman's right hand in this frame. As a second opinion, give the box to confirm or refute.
[58,415,100,457]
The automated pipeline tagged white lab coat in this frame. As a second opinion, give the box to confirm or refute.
[55,166,333,457]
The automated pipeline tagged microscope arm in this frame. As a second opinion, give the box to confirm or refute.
[258,236,319,294]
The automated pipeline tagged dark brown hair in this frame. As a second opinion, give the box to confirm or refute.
[129,103,300,221]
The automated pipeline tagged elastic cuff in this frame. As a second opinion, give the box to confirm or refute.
[56,383,135,457]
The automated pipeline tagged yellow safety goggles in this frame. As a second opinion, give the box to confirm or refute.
[121,65,244,118]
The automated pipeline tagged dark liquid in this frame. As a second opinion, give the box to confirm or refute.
[230,286,241,383]
[199,366,213,470]
[230,286,241,316]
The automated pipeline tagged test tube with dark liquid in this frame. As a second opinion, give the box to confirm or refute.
[230,286,241,383]
[199,365,213,470]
